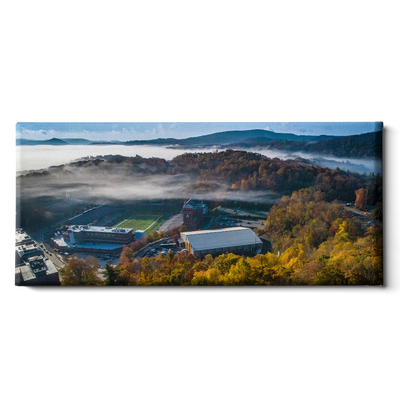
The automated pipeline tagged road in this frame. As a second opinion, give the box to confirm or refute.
[26,228,66,269]
[344,206,382,227]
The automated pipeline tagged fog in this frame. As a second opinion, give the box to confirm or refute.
[250,148,381,175]
[16,143,382,213]
[17,163,280,205]
[16,144,381,175]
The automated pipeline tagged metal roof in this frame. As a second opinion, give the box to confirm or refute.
[181,227,262,251]
[69,225,132,233]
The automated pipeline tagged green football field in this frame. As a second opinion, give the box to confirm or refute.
[113,214,167,234]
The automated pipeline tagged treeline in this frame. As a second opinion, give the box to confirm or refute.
[18,150,380,203]
[234,131,382,159]
[17,150,382,231]
[170,150,380,203]
[60,189,382,286]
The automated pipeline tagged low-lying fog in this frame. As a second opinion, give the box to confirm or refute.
[16,144,381,176]
[17,163,280,205]
[17,144,381,208]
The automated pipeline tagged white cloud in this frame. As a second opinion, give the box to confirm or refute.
[21,128,48,135]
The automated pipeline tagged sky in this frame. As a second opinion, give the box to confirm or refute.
[16,122,383,141]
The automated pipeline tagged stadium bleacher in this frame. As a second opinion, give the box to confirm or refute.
[68,205,115,226]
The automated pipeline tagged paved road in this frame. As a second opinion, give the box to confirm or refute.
[344,206,382,227]
[26,229,66,269]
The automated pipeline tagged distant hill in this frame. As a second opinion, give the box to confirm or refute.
[178,129,336,146]
[63,138,92,145]
[16,138,68,146]
[231,131,382,159]
[15,129,382,159]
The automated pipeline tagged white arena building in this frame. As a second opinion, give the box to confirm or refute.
[180,227,263,258]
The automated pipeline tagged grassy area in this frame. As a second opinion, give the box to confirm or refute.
[113,214,167,234]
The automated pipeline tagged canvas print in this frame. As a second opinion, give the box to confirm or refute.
[15,122,383,286]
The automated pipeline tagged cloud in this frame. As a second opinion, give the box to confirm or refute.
[21,128,48,135]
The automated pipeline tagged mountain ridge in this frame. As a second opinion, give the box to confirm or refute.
[16,129,337,147]
[16,129,382,159]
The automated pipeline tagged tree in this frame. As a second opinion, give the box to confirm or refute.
[115,269,133,285]
[103,264,120,286]
[44,211,53,223]
[179,224,187,233]
[60,256,102,286]
[355,188,366,210]
[371,202,382,220]
[311,265,347,285]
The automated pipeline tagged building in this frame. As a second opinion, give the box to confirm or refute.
[15,229,34,246]
[180,227,263,258]
[135,230,146,241]
[15,255,60,286]
[63,225,133,245]
[182,199,208,230]
[52,225,134,254]
[15,229,60,286]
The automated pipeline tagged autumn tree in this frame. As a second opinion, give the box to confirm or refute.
[60,256,102,286]
[355,188,366,210]
[311,265,347,285]
[179,224,187,233]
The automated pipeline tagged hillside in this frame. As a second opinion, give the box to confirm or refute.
[231,131,382,159]
[16,138,68,146]
[177,129,336,146]
[17,129,337,147]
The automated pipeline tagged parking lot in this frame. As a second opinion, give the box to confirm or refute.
[217,216,266,229]
[136,240,187,259]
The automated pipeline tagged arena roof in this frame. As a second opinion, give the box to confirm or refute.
[181,227,262,251]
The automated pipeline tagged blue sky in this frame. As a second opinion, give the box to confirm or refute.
[16,122,383,141]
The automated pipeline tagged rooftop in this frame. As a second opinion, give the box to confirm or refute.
[183,198,207,210]
[69,225,133,234]
[15,229,33,245]
[181,227,262,251]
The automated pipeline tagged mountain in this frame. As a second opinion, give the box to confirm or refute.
[63,138,92,145]
[231,131,382,159]
[123,138,181,146]
[17,129,335,147]
[15,129,381,159]
[178,129,336,146]
[16,138,68,146]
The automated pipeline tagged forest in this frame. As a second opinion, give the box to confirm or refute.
[17,150,381,230]
[231,131,382,159]
[59,188,382,286]
[17,149,382,285]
